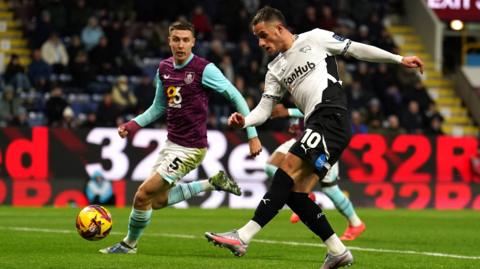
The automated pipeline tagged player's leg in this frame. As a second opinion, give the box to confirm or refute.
[281,108,353,267]
[321,162,365,241]
[205,153,307,256]
[99,171,170,254]
[164,170,241,207]
[100,140,208,253]
[264,138,296,178]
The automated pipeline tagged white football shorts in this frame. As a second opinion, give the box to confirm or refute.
[151,139,207,184]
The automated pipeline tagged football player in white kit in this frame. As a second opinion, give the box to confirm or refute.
[268,104,365,241]
[205,6,423,269]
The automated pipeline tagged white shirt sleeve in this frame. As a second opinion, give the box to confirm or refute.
[243,97,275,127]
[310,28,352,56]
[243,71,285,127]
[345,41,403,64]
[311,28,403,63]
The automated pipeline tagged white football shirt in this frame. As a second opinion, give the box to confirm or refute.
[263,28,351,121]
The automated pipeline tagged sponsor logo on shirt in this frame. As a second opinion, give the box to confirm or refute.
[283,61,316,86]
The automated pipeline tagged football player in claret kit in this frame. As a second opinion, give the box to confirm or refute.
[100,21,262,254]
[205,6,423,268]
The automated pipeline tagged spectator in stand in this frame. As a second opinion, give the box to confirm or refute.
[81,16,104,51]
[383,114,406,137]
[207,39,225,66]
[28,49,53,87]
[11,107,30,127]
[424,103,444,130]
[298,6,319,32]
[111,76,137,115]
[191,5,212,40]
[95,92,121,127]
[318,5,337,31]
[46,0,68,35]
[68,0,92,35]
[89,36,115,75]
[401,100,424,134]
[41,32,69,74]
[134,75,155,113]
[66,35,84,66]
[70,51,95,88]
[85,170,113,205]
[45,85,69,126]
[32,10,54,49]
[61,106,77,128]
[372,63,395,100]
[403,81,433,113]
[350,110,368,134]
[425,115,443,135]
[384,84,403,113]
[104,20,125,56]
[219,55,235,83]
[81,111,98,128]
[346,80,373,111]
[3,54,32,93]
[364,98,385,128]
[116,36,142,76]
[0,86,25,127]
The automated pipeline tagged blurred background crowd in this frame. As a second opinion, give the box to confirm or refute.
[0,0,443,135]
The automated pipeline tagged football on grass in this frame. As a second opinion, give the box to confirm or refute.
[76,205,112,241]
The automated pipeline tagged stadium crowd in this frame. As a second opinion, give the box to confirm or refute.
[0,0,444,135]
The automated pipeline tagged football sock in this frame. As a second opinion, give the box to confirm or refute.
[252,168,294,227]
[322,185,362,226]
[167,180,210,206]
[324,234,347,255]
[237,220,262,243]
[123,208,152,247]
[264,163,278,179]
[286,192,337,242]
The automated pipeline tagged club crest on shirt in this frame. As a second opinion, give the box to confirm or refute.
[299,45,311,53]
[184,72,195,84]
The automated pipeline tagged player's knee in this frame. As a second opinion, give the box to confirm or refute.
[152,197,168,209]
[134,186,155,206]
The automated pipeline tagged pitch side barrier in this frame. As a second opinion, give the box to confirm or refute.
[0,127,478,209]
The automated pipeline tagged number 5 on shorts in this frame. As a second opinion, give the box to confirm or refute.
[169,157,183,170]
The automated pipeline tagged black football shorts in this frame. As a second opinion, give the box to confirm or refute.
[289,106,351,179]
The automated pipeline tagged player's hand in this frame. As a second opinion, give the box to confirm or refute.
[401,56,424,74]
[271,104,289,119]
[118,120,141,139]
[228,112,245,128]
[118,125,129,138]
[248,137,262,157]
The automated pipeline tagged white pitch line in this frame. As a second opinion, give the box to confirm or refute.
[1,226,479,261]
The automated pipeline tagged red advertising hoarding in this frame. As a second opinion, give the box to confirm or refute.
[0,127,479,209]
[427,0,480,21]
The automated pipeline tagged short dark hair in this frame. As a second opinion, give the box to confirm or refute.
[169,21,195,36]
[251,6,286,27]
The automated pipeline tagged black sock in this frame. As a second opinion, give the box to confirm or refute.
[287,192,335,241]
[252,168,294,227]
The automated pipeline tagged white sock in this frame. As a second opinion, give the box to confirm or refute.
[199,179,214,191]
[237,220,261,243]
[349,213,362,227]
[324,234,346,255]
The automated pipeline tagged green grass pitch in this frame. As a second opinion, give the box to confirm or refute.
[0,207,479,269]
